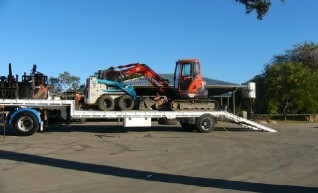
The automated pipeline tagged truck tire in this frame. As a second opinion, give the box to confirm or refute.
[118,95,134,110]
[13,111,39,136]
[195,113,215,133]
[98,95,115,111]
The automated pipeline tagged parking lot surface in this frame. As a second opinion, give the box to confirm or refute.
[1,121,318,193]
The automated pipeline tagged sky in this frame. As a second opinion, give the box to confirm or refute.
[0,0,317,84]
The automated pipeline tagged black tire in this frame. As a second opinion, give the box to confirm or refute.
[158,118,178,125]
[98,95,115,111]
[118,95,134,110]
[13,111,39,136]
[195,114,215,133]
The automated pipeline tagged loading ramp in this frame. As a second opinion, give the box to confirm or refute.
[214,111,277,132]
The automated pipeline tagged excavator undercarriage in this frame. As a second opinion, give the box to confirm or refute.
[169,99,218,111]
[140,96,218,111]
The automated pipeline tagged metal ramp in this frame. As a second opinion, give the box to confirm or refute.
[214,111,277,132]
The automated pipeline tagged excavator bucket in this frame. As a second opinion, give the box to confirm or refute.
[98,67,122,82]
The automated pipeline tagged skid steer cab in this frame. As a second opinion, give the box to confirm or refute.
[85,77,137,111]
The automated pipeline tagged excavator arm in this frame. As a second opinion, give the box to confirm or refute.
[106,63,171,95]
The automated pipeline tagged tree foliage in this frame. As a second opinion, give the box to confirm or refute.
[252,42,318,119]
[264,62,318,119]
[272,42,318,70]
[236,0,285,20]
[48,71,80,94]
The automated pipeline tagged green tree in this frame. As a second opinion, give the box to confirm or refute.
[263,62,318,120]
[251,42,318,118]
[236,0,286,20]
[272,42,318,70]
[47,77,61,94]
[48,71,80,94]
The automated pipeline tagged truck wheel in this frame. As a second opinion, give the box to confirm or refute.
[98,95,115,111]
[13,112,39,136]
[195,113,215,133]
[118,95,134,110]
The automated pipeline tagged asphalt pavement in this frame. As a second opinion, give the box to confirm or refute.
[1,121,318,193]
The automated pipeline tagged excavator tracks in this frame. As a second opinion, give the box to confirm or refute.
[169,99,218,111]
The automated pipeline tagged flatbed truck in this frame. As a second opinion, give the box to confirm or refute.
[0,98,276,136]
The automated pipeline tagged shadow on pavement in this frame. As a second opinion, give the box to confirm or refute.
[0,150,317,193]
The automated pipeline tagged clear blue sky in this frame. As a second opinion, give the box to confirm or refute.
[1,0,317,84]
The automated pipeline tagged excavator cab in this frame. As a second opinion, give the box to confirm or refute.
[173,59,208,99]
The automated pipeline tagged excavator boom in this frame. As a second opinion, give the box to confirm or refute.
[105,63,171,95]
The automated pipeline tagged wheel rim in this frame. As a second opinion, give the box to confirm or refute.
[104,100,111,108]
[18,117,34,131]
[123,99,132,108]
[200,117,212,131]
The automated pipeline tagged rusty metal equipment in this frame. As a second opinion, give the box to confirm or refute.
[0,63,19,99]
[1,63,48,99]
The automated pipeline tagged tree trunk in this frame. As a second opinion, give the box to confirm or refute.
[283,105,288,120]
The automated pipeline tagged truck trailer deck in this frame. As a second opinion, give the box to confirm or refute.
[0,99,276,136]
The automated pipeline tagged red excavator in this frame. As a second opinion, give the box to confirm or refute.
[104,59,217,111]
